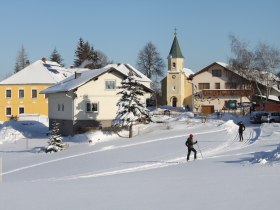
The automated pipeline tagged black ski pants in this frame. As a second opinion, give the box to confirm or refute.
[187,147,197,161]
[239,131,243,141]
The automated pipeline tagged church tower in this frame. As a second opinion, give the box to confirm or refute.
[164,31,186,107]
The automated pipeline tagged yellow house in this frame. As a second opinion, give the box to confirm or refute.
[161,33,194,108]
[0,58,73,122]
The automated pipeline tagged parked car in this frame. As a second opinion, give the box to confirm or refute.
[250,111,269,123]
[261,112,280,123]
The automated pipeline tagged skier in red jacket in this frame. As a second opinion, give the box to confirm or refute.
[185,134,197,161]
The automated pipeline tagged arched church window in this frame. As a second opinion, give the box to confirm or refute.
[172,62,176,68]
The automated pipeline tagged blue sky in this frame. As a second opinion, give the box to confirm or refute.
[0,0,280,80]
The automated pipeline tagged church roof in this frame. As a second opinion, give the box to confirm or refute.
[168,35,184,58]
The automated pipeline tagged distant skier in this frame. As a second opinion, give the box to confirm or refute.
[185,134,197,161]
[237,121,246,141]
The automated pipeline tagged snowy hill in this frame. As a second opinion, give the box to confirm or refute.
[0,112,280,210]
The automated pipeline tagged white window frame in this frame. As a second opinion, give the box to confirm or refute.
[6,89,12,98]
[105,80,116,90]
[19,106,25,115]
[31,89,38,99]
[6,106,12,116]
[86,101,99,113]
[18,89,24,99]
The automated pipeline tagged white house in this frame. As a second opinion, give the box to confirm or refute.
[41,63,153,135]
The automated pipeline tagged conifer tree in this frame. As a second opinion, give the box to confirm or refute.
[50,47,64,66]
[46,120,65,153]
[74,38,110,69]
[14,45,29,73]
[115,72,151,138]
[74,37,97,68]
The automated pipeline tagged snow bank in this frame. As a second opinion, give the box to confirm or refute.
[219,120,238,134]
[0,126,24,144]
[251,123,280,165]
[252,146,280,165]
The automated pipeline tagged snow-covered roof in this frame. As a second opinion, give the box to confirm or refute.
[183,68,194,77]
[41,63,152,94]
[0,59,73,85]
[106,63,151,82]
[215,62,228,68]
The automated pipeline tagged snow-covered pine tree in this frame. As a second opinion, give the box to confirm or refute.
[46,120,65,153]
[115,71,151,138]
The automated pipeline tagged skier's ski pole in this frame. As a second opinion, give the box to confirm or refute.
[196,142,203,159]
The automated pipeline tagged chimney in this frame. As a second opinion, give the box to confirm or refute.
[41,57,47,63]
[75,72,82,79]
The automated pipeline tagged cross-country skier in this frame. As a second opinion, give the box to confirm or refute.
[237,121,245,141]
[185,134,197,161]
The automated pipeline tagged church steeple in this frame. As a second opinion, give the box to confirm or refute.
[168,30,184,71]
[168,30,184,59]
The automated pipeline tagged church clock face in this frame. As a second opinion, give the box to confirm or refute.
[172,75,176,79]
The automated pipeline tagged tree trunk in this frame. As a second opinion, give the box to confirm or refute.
[129,124,133,138]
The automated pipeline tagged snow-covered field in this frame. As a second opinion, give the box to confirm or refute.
[0,112,280,210]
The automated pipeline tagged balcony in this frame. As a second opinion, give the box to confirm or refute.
[201,89,252,96]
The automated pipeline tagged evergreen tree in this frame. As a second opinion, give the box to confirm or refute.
[14,45,29,73]
[50,47,64,66]
[115,72,151,138]
[46,120,65,153]
[74,37,97,68]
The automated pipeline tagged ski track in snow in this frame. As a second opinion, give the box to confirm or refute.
[7,126,258,183]
[3,127,226,177]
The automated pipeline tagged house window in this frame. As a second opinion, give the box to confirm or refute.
[19,89,24,98]
[86,102,98,113]
[6,89,11,98]
[62,104,64,111]
[225,82,237,89]
[215,83,220,89]
[6,107,11,116]
[19,107,24,114]
[198,83,210,90]
[105,80,116,90]
[212,69,222,77]
[58,104,60,111]
[32,89,37,98]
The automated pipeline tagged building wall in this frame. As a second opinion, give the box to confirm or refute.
[192,64,251,113]
[168,58,184,72]
[47,92,74,120]
[48,71,152,135]
[0,84,49,121]
[183,79,193,107]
